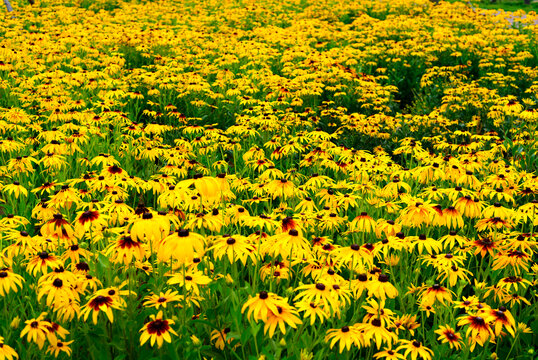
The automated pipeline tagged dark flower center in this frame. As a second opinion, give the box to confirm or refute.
[177,229,189,237]
[76,262,90,271]
[80,210,99,224]
[142,212,153,220]
[316,283,326,291]
[89,295,112,310]
[119,236,139,249]
[147,319,169,335]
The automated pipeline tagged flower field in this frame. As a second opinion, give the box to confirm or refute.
[1,0,538,358]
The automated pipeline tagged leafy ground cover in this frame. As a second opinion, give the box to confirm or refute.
[459,0,538,12]
[0,0,537,359]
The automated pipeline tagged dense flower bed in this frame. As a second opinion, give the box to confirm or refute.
[0,0,537,359]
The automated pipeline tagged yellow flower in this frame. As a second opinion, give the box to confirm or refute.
[139,311,178,348]
[435,325,463,349]
[263,301,302,338]
[46,340,74,358]
[325,326,363,353]
[396,340,434,360]
[20,313,50,349]
[0,336,18,360]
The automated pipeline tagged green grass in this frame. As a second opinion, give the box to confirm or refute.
[449,0,538,11]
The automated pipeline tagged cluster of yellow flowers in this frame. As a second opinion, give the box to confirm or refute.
[0,0,537,358]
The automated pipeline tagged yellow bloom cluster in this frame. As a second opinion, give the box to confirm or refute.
[0,0,536,358]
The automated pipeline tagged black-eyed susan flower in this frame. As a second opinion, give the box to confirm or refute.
[457,315,494,347]
[325,326,362,353]
[166,269,211,295]
[368,274,398,301]
[454,196,483,218]
[437,265,472,287]
[497,276,532,292]
[355,318,398,349]
[80,293,121,324]
[443,206,464,229]
[439,231,468,249]
[0,269,24,296]
[411,234,442,255]
[241,291,286,322]
[419,284,454,306]
[350,273,370,298]
[263,301,302,338]
[74,209,108,237]
[20,313,50,349]
[264,229,311,261]
[398,200,437,228]
[265,178,296,200]
[486,306,516,337]
[37,277,79,307]
[210,328,236,350]
[375,219,402,238]
[373,347,405,359]
[106,235,147,265]
[40,213,76,244]
[296,300,330,325]
[475,217,512,232]
[2,182,28,199]
[0,336,18,360]
[392,314,420,336]
[259,260,291,283]
[492,249,532,274]
[43,321,69,348]
[210,235,257,265]
[129,212,168,244]
[139,311,178,348]
[435,325,462,349]
[76,274,102,294]
[349,212,376,233]
[362,298,395,327]
[143,290,183,309]
[46,340,74,358]
[157,229,205,264]
[26,252,63,276]
[294,283,340,313]
[396,340,434,360]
